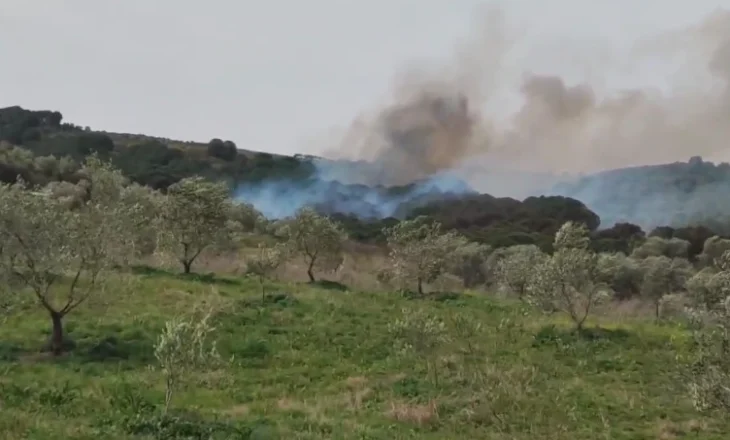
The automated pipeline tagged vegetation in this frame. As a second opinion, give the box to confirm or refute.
[5,105,730,258]
[3,105,730,437]
[279,208,346,282]
[156,177,232,274]
[383,217,465,295]
[153,305,222,414]
[245,243,289,301]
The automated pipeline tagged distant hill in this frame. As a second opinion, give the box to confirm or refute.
[2,105,728,255]
[553,156,730,234]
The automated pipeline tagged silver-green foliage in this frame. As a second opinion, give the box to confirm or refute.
[527,222,609,330]
[246,243,289,300]
[685,296,730,412]
[281,207,346,282]
[680,249,730,412]
[448,241,492,288]
[157,177,231,274]
[697,236,730,268]
[384,217,464,294]
[388,307,450,385]
[631,236,690,259]
[596,252,643,299]
[494,245,547,298]
[118,182,165,257]
[639,256,693,318]
[154,307,221,414]
[0,157,134,354]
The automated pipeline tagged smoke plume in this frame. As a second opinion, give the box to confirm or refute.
[236,7,730,229]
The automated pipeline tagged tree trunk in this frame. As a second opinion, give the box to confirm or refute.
[50,310,65,356]
[182,260,192,274]
[654,300,661,320]
[307,259,316,282]
[417,278,423,296]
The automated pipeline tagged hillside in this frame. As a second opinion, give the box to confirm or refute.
[1,271,726,440]
[2,111,730,439]
[554,157,730,234]
[2,104,730,254]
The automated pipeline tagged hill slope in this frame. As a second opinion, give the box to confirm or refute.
[3,105,730,248]
[0,271,725,439]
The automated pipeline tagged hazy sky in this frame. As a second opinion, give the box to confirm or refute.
[2,0,730,156]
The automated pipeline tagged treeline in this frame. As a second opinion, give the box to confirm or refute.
[3,105,729,258]
[338,197,724,262]
[0,106,316,190]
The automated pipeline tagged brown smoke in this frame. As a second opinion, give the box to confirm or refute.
[320,7,730,188]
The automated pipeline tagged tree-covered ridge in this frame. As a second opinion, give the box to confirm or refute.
[0,106,317,189]
[555,156,730,233]
[3,105,730,258]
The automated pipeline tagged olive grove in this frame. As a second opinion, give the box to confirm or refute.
[1,152,730,422]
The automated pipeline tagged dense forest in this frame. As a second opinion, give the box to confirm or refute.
[1,105,727,258]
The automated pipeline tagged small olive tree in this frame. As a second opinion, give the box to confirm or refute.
[157,177,230,274]
[221,201,265,253]
[595,252,643,299]
[495,245,547,298]
[682,252,730,412]
[527,221,609,331]
[448,241,492,288]
[631,236,691,259]
[154,306,221,414]
[685,299,730,412]
[388,307,450,385]
[639,256,693,319]
[119,183,165,258]
[281,208,346,282]
[0,158,133,355]
[384,217,463,295]
[246,243,289,301]
[697,236,730,268]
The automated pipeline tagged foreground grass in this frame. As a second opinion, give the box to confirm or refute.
[0,271,726,439]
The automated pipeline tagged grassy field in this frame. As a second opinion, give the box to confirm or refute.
[0,268,726,439]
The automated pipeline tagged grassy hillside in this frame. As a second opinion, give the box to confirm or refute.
[0,269,725,439]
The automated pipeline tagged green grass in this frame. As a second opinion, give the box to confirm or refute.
[0,271,726,439]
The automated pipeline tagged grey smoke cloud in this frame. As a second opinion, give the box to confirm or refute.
[318,7,730,193]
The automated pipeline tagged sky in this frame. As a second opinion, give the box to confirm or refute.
[2,0,730,158]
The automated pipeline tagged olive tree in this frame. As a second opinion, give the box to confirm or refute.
[682,251,730,412]
[154,306,221,414]
[220,201,266,253]
[384,217,463,295]
[281,207,346,282]
[686,252,730,311]
[527,221,609,331]
[631,236,690,259]
[119,183,164,258]
[448,241,492,288]
[157,177,230,274]
[698,236,730,268]
[0,158,133,355]
[639,256,693,319]
[388,307,450,385]
[596,252,643,299]
[246,243,289,301]
[686,298,730,412]
[495,245,547,298]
